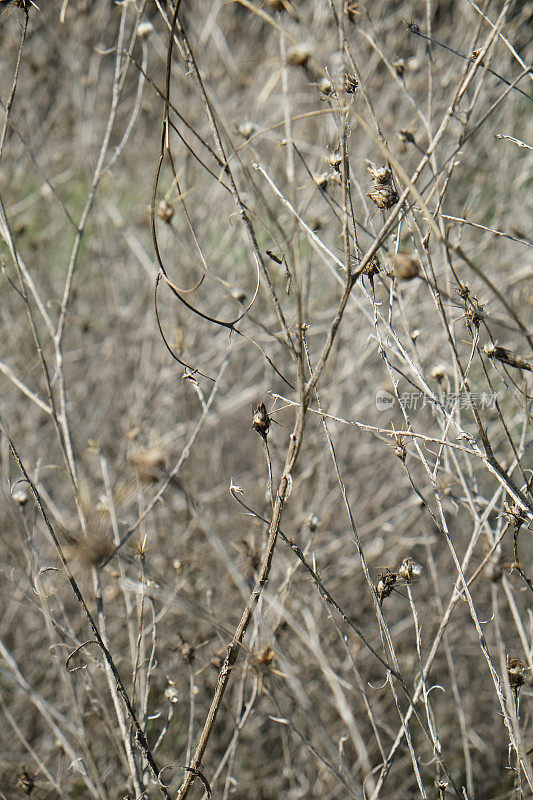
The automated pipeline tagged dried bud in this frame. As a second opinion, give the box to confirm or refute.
[157,199,174,224]
[389,253,420,281]
[399,128,415,145]
[252,402,271,439]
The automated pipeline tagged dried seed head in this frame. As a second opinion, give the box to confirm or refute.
[344,1,359,21]
[231,288,246,303]
[164,679,180,704]
[484,343,531,371]
[252,402,271,439]
[485,551,503,583]
[399,128,415,145]
[503,501,526,530]
[314,171,330,189]
[287,46,311,68]
[389,253,420,281]
[175,635,196,664]
[16,768,34,797]
[157,199,174,224]
[398,557,422,582]
[130,448,167,484]
[328,149,342,170]
[320,77,334,96]
[307,512,320,532]
[367,163,398,209]
[265,0,284,8]
[65,532,115,570]
[392,57,405,76]
[507,658,527,690]
[430,364,447,383]
[376,570,397,604]
[137,21,154,39]
[343,72,358,93]
[237,120,256,139]
[11,482,29,506]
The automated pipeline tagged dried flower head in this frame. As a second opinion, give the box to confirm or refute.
[252,402,271,439]
[367,163,399,209]
[389,253,420,280]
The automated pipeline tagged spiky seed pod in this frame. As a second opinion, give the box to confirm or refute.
[157,199,174,224]
[507,658,527,690]
[252,402,271,439]
[389,253,420,280]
